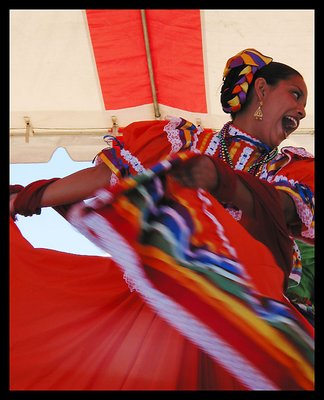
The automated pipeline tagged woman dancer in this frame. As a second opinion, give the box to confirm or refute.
[10,48,314,390]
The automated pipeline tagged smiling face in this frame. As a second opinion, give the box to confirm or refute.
[257,75,308,147]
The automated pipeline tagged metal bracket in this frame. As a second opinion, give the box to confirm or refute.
[111,115,119,136]
[24,116,33,143]
[196,118,202,128]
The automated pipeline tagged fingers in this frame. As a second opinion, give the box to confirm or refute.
[172,167,196,187]
[171,156,218,191]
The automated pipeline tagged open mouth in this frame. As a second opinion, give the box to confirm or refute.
[282,116,298,138]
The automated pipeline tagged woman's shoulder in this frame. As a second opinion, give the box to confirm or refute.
[94,116,203,174]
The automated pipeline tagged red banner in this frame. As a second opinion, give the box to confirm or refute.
[86,10,207,112]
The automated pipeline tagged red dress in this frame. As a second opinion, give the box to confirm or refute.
[10,117,314,390]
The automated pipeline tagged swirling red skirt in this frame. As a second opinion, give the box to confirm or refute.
[9,205,313,391]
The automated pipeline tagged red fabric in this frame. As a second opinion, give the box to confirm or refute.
[144,267,304,389]
[9,218,247,390]
[62,156,313,388]
[209,157,238,202]
[13,178,59,217]
[10,184,24,195]
[166,177,287,303]
[102,119,199,174]
[280,151,314,193]
[235,170,293,287]
[122,119,180,168]
[86,10,207,112]
[207,157,293,286]
[9,160,313,388]
[9,119,314,389]
[10,185,25,220]
[11,179,75,220]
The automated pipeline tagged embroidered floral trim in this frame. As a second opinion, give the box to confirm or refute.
[228,124,271,152]
[294,197,314,239]
[120,148,146,174]
[204,132,220,156]
[273,175,314,240]
[258,165,269,180]
[191,125,204,153]
[164,117,185,153]
[235,146,254,170]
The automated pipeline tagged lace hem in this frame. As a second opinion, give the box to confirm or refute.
[120,148,146,174]
[164,116,186,153]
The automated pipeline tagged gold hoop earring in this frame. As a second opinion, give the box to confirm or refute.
[253,101,263,121]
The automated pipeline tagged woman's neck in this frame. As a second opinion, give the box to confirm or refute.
[231,115,262,139]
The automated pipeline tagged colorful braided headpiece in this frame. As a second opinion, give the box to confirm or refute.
[221,48,273,114]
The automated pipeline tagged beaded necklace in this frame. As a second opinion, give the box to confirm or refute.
[219,122,278,177]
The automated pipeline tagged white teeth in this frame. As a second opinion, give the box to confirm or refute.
[282,116,298,139]
[285,116,298,128]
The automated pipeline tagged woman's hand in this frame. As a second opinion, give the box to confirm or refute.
[171,156,219,192]
[10,193,18,218]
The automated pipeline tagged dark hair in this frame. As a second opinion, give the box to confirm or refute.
[220,61,303,119]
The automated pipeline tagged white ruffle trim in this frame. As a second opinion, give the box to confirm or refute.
[120,148,146,174]
[164,116,186,153]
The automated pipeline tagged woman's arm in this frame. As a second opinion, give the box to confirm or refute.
[278,190,300,226]
[10,162,112,217]
[171,155,299,228]
[40,162,112,207]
